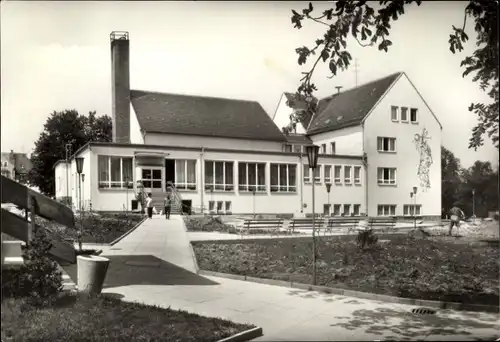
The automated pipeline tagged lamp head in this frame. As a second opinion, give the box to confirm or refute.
[305,144,320,169]
[413,186,418,194]
[75,157,84,174]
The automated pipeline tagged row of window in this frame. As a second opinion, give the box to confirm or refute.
[326,204,362,216]
[208,200,232,213]
[304,165,362,185]
[391,106,418,123]
[285,142,337,155]
[378,204,422,216]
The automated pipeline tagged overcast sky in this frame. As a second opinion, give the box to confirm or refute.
[1,1,498,167]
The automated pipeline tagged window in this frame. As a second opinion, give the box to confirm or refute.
[98,156,133,189]
[344,166,352,184]
[314,165,321,183]
[208,201,215,212]
[410,108,418,123]
[343,204,351,216]
[217,201,224,213]
[205,161,234,191]
[323,204,331,216]
[142,169,162,189]
[354,166,361,185]
[321,144,326,154]
[303,164,311,183]
[270,163,297,192]
[284,144,292,152]
[353,204,361,216]
[330,142,336,155]
[333,204,341,216]
[377,137,396,152]
[334,165,342,184]
[324,165,332,183]
[225,201,232,212]
[293,145,302,153]
[401,107,408,122]
[175,160,196,190]
[404,204,422,216]
[378,205,396,216]
[238,162,266,192]
[391,106,399,121]
[377,167,397,185]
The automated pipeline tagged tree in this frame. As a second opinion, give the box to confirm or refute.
[28,110,112,196]
[441,146,463,215]
[290,1,498,150]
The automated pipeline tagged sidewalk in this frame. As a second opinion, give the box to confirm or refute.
[89,215,499,341]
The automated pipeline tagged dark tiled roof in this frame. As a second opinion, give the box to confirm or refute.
[307,72,402,135]
[1,152,32,173]
[131,90,286,142]
[285,134,312,144]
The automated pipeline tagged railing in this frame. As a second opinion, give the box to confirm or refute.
[1,175,76,263]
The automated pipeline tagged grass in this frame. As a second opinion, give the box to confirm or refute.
[1,292,254,342]
[193,233,499,306]
[184,216,304,236]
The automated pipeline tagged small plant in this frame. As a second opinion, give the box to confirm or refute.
[356,228,378,250]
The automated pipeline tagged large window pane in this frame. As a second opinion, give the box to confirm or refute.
[98,156,109,188]
[152,169,161,179]
[186,160,196,184]
[238,163,246,190]
[122,158,133,188]
[257,164,266,191]
[205,161,213,184]
[110,157,121,182]
[289,165,296,189]
[142,169,152,179]
[270,164,279,192]
[215,162,223,184]
[176,161,185,184]
[248,163,256,186]
[225,162,233,186]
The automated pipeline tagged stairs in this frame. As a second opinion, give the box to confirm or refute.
[150,189,183,215]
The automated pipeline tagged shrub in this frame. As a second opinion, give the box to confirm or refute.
[2,229,63,303]
[355,228,378,250]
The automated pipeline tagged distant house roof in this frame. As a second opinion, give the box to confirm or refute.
[284,133,312,145]
[307,72,402,135]
[1,152,32,173]
[130,90,286,142]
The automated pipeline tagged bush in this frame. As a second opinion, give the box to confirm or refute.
[2,230,63,303]
[356,228,378,250]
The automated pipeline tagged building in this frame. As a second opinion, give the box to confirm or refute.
[55,31,441,219]
[1,150,31,184]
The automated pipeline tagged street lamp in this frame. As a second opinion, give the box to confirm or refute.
[81,174,85,210]
[75,157,84,251]
[305,144,319,286]
[325,183,332,216]
[251,187,256,219]
[412,186,418,230]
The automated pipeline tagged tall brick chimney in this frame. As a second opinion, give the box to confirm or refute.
[110,31,131,143]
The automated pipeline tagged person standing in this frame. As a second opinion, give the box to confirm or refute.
[146,193,154,219]
[164,195,172,220]
[448,206,465,236]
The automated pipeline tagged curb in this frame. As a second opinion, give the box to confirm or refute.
[183,220,200,273]
[109,217,148,246]
[198,270,500,314]
[216,327,263,342]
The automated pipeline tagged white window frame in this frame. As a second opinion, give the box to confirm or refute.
[98,155,134,189]
[314,165,321,183]
[377,137,397,153]
[321,144,326,154]
[333,204,341,216]
[293,144,302,153]
[225,201,232,213]
[270,163,297,193]
[353,204,361,216]
[410,108,419,123]
[330,142,336,155]
[238,162,266,192]
[403,204,422,216]
[391,106,399,122]
[208,200,215,212]
[175,159,197,190]
[334,165,342,184]
[354,166,361,185]
[324,165,332,184]
[284,144,293,153]
[303,164,311,183]
[401,107,409,122]
[343,204,351,216]
[205,160,234,192]
[344,166,352,184]
[378,205,396,216]
[377,167,397,185]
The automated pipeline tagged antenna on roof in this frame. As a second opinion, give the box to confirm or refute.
[335,86,343,94]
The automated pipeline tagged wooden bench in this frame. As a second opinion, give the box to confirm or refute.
[367,217,397,232]
[325,217,361,235]
[288,218,326,234]
[241,219,284,236]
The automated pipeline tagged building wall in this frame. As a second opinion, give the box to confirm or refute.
[272,93,307,135]
[54,163,69,199]
[309,125,364,156]
[66,149,92,210]
[129,103,144,145]
[84,144,365,214]
[363,74,442,217]
[144,133,285,152]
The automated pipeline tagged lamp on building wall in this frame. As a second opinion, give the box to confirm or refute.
[325,183,332,216]
[412,186,418,229]
[75,157,84,251]
[305,144,319,286]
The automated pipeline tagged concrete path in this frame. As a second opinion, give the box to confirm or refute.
[85,215,499,341]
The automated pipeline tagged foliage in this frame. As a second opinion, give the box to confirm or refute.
[2,229,63,303]
[28,110,112,196]
[356,228,378,249]
[193,234,499,305]
[290,1,498,150]
[441,146,465,214]
[183,216,304,235]
[1,292,254,342]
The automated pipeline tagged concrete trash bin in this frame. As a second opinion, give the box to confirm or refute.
[77,255,110,295]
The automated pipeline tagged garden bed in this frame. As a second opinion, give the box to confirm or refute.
[1,292,255,342]
[192,234,499,306]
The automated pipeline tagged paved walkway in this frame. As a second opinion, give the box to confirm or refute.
[77,216,499,341]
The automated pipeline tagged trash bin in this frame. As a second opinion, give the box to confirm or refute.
[77,255,110,295]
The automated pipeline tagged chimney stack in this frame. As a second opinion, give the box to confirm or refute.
[335,86,343,94]
[110,31,131,144]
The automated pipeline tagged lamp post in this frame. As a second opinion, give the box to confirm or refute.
[81,174,85,210]
[305,144,320,286]
[75,157,84,251]
[252,187,256,219]
[325,183,332,216]
[412,186,418,229]
[472,189,476,224]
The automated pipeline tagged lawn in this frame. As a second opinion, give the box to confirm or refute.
[184,216,303,236]
[1,292,254,342]
[193,233,499,306]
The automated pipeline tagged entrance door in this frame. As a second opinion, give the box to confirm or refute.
[142,168,163,194]
[165,159,175,189]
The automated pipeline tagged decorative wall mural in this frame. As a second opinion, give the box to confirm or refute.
[413,127,433,191]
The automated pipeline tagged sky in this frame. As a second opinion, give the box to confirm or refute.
[1,1,498,168]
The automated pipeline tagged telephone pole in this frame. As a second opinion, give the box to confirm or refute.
[353,59,360,87]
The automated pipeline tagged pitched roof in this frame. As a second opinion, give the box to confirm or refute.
[1,152,32,173]
[307,72,402,135]
[130,90,286,142]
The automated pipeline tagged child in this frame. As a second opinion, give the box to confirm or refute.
[164,195,172,219]
[146,193,153,219]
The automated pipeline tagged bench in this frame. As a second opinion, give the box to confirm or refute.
[367,217,397,232]
[288,218,327,234]
[2,240,24,269]
[326,217,361,235]
[241,219,284,236]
